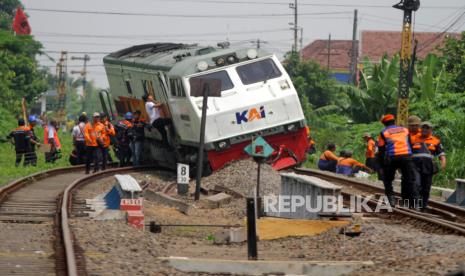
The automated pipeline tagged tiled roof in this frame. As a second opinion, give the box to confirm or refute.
[300,39,354,71]
[360,30,459,61]
[300,30,460,70]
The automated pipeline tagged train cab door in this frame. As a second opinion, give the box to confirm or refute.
[99,89,116,120]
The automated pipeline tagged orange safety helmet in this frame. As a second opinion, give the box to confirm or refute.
[381,114,395,124]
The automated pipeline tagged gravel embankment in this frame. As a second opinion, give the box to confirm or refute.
[70,160,465,275]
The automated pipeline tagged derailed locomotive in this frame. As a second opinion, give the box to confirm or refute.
[101,43,308,172]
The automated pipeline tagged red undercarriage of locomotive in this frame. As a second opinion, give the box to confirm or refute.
[207,127,308,171]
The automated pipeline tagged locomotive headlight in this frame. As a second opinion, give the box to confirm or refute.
[216,140,230,151]
[247,49,258,59]
[227,55,237,64]
[216,57,225,66]
[196,61,209,71]
[286,123,297,132]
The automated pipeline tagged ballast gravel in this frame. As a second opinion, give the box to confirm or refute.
[70,159,465,275]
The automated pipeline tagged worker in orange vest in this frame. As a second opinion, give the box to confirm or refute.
[318,143,340,172]
[84,112,104,174]
[7,118,31,167]
[411,121,446,209]
[44,119,62,163]
[100,113,115,170]
[305,126,316,155]
[408,115,422,140]
[336,150,373,176]
[377,114,418,207]
[115,112,133,167]
[363,133,377,170]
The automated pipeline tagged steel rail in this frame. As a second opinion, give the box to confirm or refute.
[294,168,465,235]
[62,165,166,276]
[294,168,465,219]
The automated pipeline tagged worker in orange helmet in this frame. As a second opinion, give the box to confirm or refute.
[318,143,340,172]
[411,121,446,210]
[336,150,373,176]
[377,114,418,208]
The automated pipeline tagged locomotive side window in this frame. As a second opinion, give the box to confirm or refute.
[170,79,186,97]
[142,80,155,97]
[189,70,233,92]
[236,58,282,85]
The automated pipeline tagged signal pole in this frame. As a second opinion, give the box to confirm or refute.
[349,9,359,85]
[327,33,332,70]
[289,0,298,52]
[393,0,420,126]
[71,54,90,111]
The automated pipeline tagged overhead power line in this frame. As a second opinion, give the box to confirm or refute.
[147,0,463,10]
[28,8,350,18]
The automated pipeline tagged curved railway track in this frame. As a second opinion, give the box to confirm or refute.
[0,165,160,276]
[294,167,465,236]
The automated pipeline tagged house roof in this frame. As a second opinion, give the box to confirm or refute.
[300,39,354,71]
[360,30,459,61]
[300,30,460,71]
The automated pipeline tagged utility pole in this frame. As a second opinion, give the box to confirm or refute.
[257,38,261,49]
[56,51,68,125]
[289,0,298,53]
[327,33,332,70]
[71,54,90,111]
[349,9,359,85]
[300,28,304,57]
[393,0,420,126]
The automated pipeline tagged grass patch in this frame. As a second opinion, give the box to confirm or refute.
[0,126,74,186]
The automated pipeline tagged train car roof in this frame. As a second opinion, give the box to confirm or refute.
[103,42,272,77]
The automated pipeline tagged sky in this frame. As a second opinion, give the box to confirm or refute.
[21,0,465,88]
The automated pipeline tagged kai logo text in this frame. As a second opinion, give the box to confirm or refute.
[236,106,266,124]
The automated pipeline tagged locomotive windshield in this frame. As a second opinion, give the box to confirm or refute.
[189,70,234,92]
[236,58,282,85]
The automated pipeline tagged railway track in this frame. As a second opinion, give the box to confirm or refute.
[294,167,465,235]
[0,164,160,276]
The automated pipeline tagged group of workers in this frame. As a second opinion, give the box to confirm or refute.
[71,95,171,174]
[7,95,171,174]
[317,114,446,210]
[7,116,62,167]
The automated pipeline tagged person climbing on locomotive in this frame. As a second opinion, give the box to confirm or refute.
[336,150,373,176]
[144,95,172,148]
[115,112,133,167]
[318,143,340,172]
[411,121,446,210]
[100,112,115,170]
[129,110,150,166]
[7,118,31,167]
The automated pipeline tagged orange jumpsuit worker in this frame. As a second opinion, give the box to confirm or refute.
[377,114,418,207]
[336,150,373,176]
[411,121,446,209]
[100,112,115,171]
[305,126,316,154]
[363,133,376,170]
[318,143,339,172]
[84,112,104,174]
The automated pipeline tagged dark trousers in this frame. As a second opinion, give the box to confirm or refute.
[130,140,143,166]
[15,151,27,167]
[417,172,433,208]
[365,157,376,170]
[152,118,172,146]
[75,141,87,164]
[85,146,100,173]
[24,151,37,166]
[117,146,131,167]
[100,147,109,170]
[318,159,337,172]
[382,156,419,208]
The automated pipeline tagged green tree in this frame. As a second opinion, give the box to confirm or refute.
[440,32,465,93]
[0,0,20,30]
